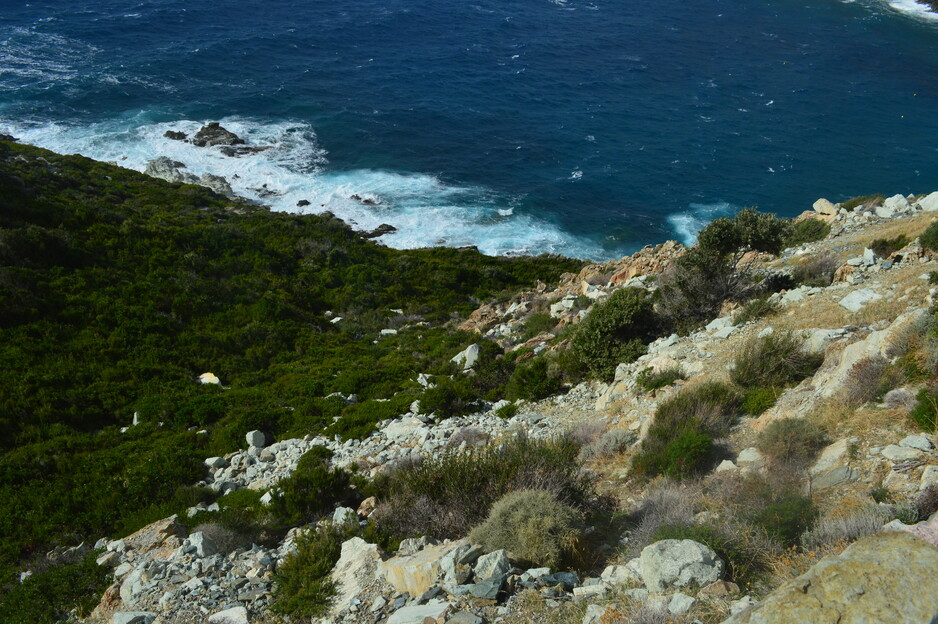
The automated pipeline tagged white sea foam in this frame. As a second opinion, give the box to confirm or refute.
[666,201,737,246]
[884,0,938,20]
[0,27,99,90]
[2,116,603,259]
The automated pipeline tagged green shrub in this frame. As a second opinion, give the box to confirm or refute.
[420,376,476,419]
[910,387,938,432]
[374,435,593,539]
[521,312,558,340]
[869,235,910,258]
[741,386,779,416]
[495,403,519,419]
[506,357,563,401]
[784,219,830,248]
[730,331,822,390]
[840,194,884,212]
[272,450,353,525]
[790,255,839,288]
[271,523,354,618]
[577,428,634,462]
[469,489,584,569]
[636,366,686,392]
[753,494,818,545]
[756,418,827,468]
[697,208,790,257]
[631,382,741,480]
[572,288,658,381]
[733,297,779,326]
[921,222,938,253]
[0,550,112,624]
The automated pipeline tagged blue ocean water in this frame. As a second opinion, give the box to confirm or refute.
[1,0,937,260]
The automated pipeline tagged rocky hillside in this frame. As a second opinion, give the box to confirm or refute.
[3,137,938,624]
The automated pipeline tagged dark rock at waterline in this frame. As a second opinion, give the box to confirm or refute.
[163,130,187,141]
[0,134,19,142]
[350,193,380,206]
[249,183,281,198]
[192,122,244,148]
[360,224,397,239]
[219,145,273,157]
[296,199,311,207]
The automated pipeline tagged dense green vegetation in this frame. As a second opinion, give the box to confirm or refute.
[0,140,582,595]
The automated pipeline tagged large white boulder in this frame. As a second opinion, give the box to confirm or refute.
[640,539,724,593]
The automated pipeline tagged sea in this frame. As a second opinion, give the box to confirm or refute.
[1,0,937,260]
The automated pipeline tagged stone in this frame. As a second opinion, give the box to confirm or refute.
[883,193,912,212]
[198,172,236,199]
[811,466,859,491]
[245,430,266,448]
[813,198,837,215]
[540,571,580,590]
[922,465,938,490]
[720,532,938,623]
[198,371,221,385]
[113,613,157,624]
[712,326,736,340]
[919,191,938,213]
[382,541,465,597]
[386,602,453,624]
[451,344,481,370]
[189,531,217,557]
[883,387,918,410]
[881,444,922,462]
[398,536,440,556]
[838,288,882,313]
[715,459,738,473]
[205,456,227,469]
[582,605,606,624]
[639,539,724,593]
[736,447,764,467]
[600,564,641,585]
[698,579,739,598]
[332,506,357,525]
[192,122,244,147]
[863,247,877,265]
[119,569,144,604]
[668,593,697,615]
[899,434,933,451]
[809,439,851,476]
[440,543,483,584]
[447,612,484,624]
[474,549,510,581]
[330,537,384,614]
[573,582,611,598]
[466,574,506,600]
[207,606,249,624]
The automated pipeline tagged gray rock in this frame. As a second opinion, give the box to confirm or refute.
[398,535,440,556]
[189,531,218,557]
[387,602,453,624]
[736,447,764,467]
[811,466,859,491]
[899,434,933,451]
[207,606,249,624]
[466,574,506,600]
[600,564,641,585]
[113,613,157,624]
[883,193,911,212]
[447,612,485,624]
[144,157,198,184]
[919,191,938,213]
[441,543,483,584]
[922,465,938,491]
[639,539,724,593]
[668,593,697,615]
[452,344,481,371]
[540,571,580,590]
[332,506,357,525]
[838,289,882,313]
[474,550,510,581]
[881,444,922,462]
[205,456,228,469]
[863,248,877,265]
[245,430,266,448]
[813,198,837,215]
[883,388,918,410]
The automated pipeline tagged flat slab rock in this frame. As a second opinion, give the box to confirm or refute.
[386,601,452,624]
[721,532,938,624]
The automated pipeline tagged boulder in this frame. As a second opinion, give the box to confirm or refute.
[838,289,882,313]
[382,540,465,597]
[720,532,938,623]
[812,198,837,215]
[113,613,157,624]
[188,531,217,557]
[245,430,266,448]
[440,542,483,584]
[899,434,933,451]
[163,130,187,141]
[451,344,481,370]
[199,172,236,199]
[329,537,384,614]
[473,549,510,581]
[332,506,357,525]
[919,191,938,213]
[207,606,249,624]
[386,602,453,624]
[881,445,922,462]
[144,157,198,185]
[192,122,244,147]
[640,539,724,593]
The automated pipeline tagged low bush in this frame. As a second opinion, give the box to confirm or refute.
[752,493,818,545]
[469,489,584,569]
[636,366,686,392]
[741,386,779,416]
[373,435,593,540]
[627,479,698,554]
[791,255,839,288]
[731,331,823,390]
[494,403,518,419]
[0,550,112,624]
[505,357,563,401]
[840,194,884,212]
[447,427,490,449]
[420,376,477,419]
[572,288,658,381]
[272,449,354,525]
[800,505,889,549]
[632,382,742,480]
[869,235,910,258]
[784,219,830,248]
[577,428,634,462]
[921,221,938,253]
[838,357,887,407]
[909,387,938,432]
[733,296,779,326]
[915,484,938,521]
[191,522,251,555]
[521,312,557,340]
[271,523,356,618]
[756,418,827,469]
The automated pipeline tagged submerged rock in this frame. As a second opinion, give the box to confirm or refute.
[192,122,244,147]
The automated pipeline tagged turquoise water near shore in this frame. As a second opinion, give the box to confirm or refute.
[1,0,937,259]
